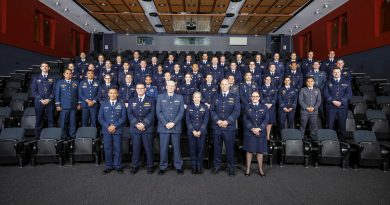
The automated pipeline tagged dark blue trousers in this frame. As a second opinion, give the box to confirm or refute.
[132,133,154,168]
[59,109,76,139]
[81,105,98,127]
[326,108,348,140]
[103,134,122,170]
[188,134,206,169]
[35,102,54,138]
[159,133,183,170]
[279,110,296,129]
[213,129,235,170]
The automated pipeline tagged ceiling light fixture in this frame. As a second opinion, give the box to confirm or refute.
[55,1,61,6]
[100,3,107,6]
[64,7,69,12]
[324,3,329,8]
[314,9,320,14]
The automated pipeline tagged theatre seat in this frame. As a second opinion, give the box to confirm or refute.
[0,128,26,167]
[279,129,311,168]
[312,129,350,168]
[68,127,100,165]
[29,128,66,166]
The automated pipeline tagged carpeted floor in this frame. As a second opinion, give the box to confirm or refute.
[0,163,389,205]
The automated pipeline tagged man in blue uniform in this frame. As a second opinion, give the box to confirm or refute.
[301,51,315,77]
[144,76,159,100]
[127,83,155,174]
[269,53,285,77]
[210,79,241,176]
[336,59,352,83]
[75,52,89,81]
[239,72,259,106]
[130,51,140,69]
[204,56,224,85]
[320,50,337,77]
[264,64,283,89]
[156,80,185,175]
[55,69,80,139]
[197,53,210,73]
[99,87,127,174]
[99,60,118,85]
[98,74,115,103]
[119,74,136,107]
[248,61,263,86]
[94,54,105,76]
[190,64,204,88]
[255,54,268,75]
[31,62,56,138]
[235,53,248,74]
[225,62,242,84]
[177,73,197,108]
[299,77,321,139]
[324,67,352,141]
[278,76,298,129]
[163,54,176,73]
[285,62,303,90]
[117,62,133,87]
[182,54,194,74]
[200,74,218,108]
[78,70,99,127]
[134,60,152,85]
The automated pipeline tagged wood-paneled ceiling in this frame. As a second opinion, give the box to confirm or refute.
[75,0,310,34]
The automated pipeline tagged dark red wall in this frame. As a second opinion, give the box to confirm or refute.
[293,0,390,59]
[0,0,89,58]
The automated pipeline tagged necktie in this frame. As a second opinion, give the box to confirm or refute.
[195,104,199,108]
[139,98,142,103]
[292,71,295,74]
[223,93,226,98]
[169,95,172,101]
[43,75,47,78]
[208,84,211,87]
[111,102,114,106]
[67,80,70,84]
[89,80,92,85]
[213,66,216,69]
[221,64,224,66]
[271,72,274,76]
[232,71,235,74]
[315,71,318,74]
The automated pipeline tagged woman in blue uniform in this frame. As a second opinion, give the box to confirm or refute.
[186,91,209,174]
[278,76,298,129]
[260,76,277,140]
[244,91,269,177]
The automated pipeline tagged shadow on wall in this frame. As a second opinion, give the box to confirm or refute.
[0,44,56,75]
[341,45,390,78]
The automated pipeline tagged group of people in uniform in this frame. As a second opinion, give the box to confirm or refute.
[31,50,352,177]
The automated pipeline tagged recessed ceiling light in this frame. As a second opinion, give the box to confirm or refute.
[217,4,225,7]
[293,24,298,28]
[55,1,61,6]
[130,3,136,6]
[140,19,144,22]
[159,4,165,7]
[239,20,244,23]
[126,28,129,30]
[275,5,284,8]
[114,18,119,21]
[84,22,89,26]
[64,7,69,12]
[164,19,169,22]
[126,33,129,35]
[314,10,320,14]
[324,4,329,8]
[100,3,107,6]
[264,20,269,23]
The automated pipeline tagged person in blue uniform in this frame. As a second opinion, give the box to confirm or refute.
[269,53,285,77]
[182,54,194,74]
[177,73,197,108]
[264,64,283,89]
[163,54,176,73]
[235,53,248,74]
[130,51,140,69]
[239,72,259,107]
[301,51,315,77]
[299,77,322,139]
[227,75,240,95]
[190,64,204,88]
[75,52,89,81]
[248,61,263,86]
[55,69,80,139]
[323,67,352,141]
[144,75,158,100]
[98,74,115,103]
[225,62,242,84]
[158,72,171,94]
[156,80,185,175]
[200,74,218,108]
[153,64,165,87]
[119,74,136,107]
[197,53,210,74]
[99,60,118,85]
[99,87,127,174]
[320,50,337,77]
[210,79,241,176]
[244,91,269,177]
[170,64,184,86]
[113,55,123,71]
[284,52,301,74]
[148,56,159,72]
[336,59,352,83]
[186,92,209,174]
[219,55,229,73]
[204,56,224,85]
[117,62,133,87]
[78,70,99,127]
[127,83,155,174]
[134,60,153,85]
[278,76,298,129]
[285,62,303,90]
[94,54,106,77]
[260,76,277,140]
[31,62,56,138]
[255,54,268,75]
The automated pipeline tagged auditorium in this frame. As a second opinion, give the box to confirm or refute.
[0,0,390,204]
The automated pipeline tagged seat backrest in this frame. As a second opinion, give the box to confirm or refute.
[0,127,25,140]
[353,130,377,144]
[40,128,62,140]
[360,142,381,159]
[350,96,365,104]
[366,110,387,121]
[76,127,98,139]
[0,107,11,118]
[376,96,390,105]
[316,129,338,142]
[359,85,374,92]
[281,129,302,141]
[23,107,36,116]
[11,93,28,101]
[10,99,25,112]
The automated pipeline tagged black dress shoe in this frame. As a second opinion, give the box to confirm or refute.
[210,167,220,175]
[158,169,166,175]
[130,167,139,174]
[258,169,266,177]
[229,170,235,176]
[147,167,154,174]
[191,168,196,175]
[176,169,184,175]
[102,168,114,175]
[116,168,123,174]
